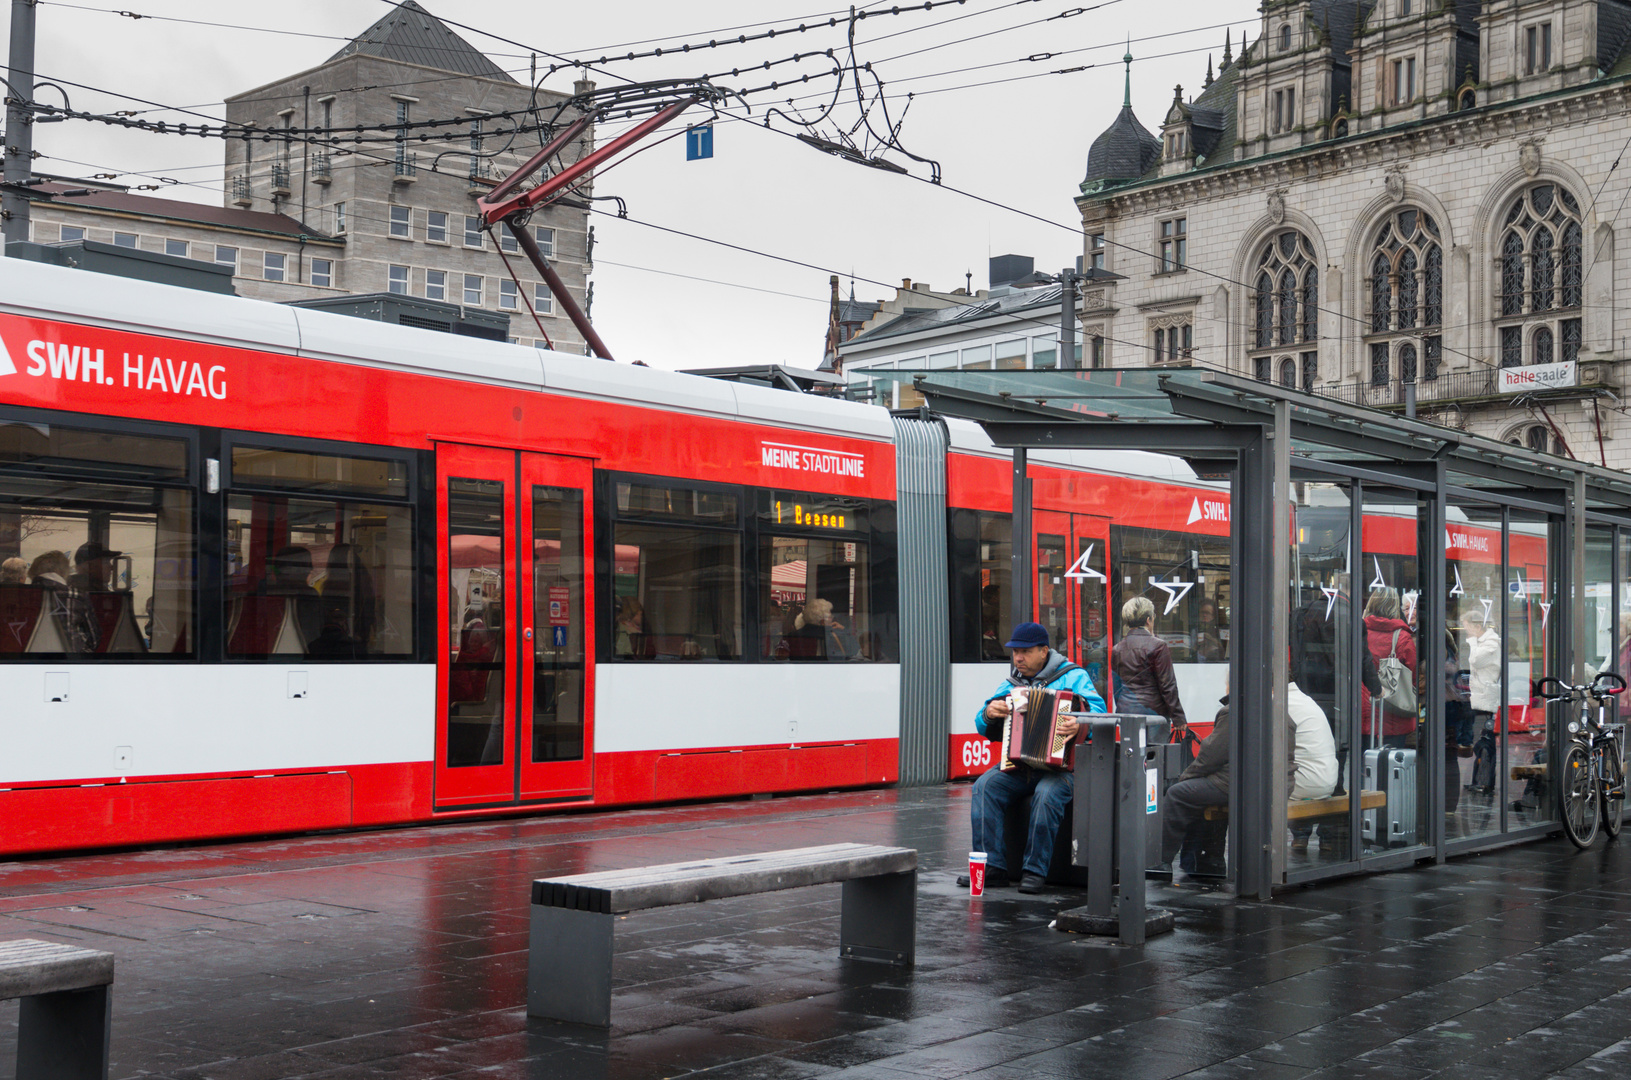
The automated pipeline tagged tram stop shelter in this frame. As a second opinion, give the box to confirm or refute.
[885,366,1631,899]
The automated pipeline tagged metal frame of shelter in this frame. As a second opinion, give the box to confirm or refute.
[890,366,1631,898]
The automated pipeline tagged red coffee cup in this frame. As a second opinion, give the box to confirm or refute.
[968,851,988,897]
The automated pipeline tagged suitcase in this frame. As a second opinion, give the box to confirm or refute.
[1362,748,1418,847]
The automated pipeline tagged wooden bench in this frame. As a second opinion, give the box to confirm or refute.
[528,843,916,1026]
[1204,790,1387,821]
[1512,764,1547,780]
[0,939,115,1079]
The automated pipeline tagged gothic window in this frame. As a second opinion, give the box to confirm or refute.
[1424,336,1441,381]
[1496,184,1585,365]
[1562,319,1582,364]
[1512,424,1560,456]
[1300,351,1318,391]
[1279,24,1291,51]
[1250,230,1318,379]
[1367,209,1442,390]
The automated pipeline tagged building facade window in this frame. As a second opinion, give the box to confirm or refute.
[263,252,286,282]
[1497,183,1584,365]
[113,232,138,249]
[334,202,347,234]
[165,239,188,258]
[310,258,333,288]
[389,206,411,239]
[1525,23,1553,75]
[215,245,237,269]
[1272,88,1296,133]
[536,227,554,257]
[1152,322,1193,363]
[1300,350,1318,391]
[60,225,84,242]
[426,211,448,244]
[464,215,483,248]
[1279,24,1291,51]
[1088,232,1105,272]
[1250,229,1318,380]
[534,281,553,314]
[463,273,483,306]
[1367,208,1443,384]
[1512,423,1561,456]
[1391,57,1417,104]
[500,230,519,254]
[499,278,518,311]
[1158,217,1186,272]
[425,269,446,301]
[388,265,409,294]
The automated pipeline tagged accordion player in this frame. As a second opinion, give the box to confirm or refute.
[1000,686,1082,771]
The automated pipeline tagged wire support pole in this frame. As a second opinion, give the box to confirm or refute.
[3,0,38,249]
[507,218,613,361]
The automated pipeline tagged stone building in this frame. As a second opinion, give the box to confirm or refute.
[1071,0,1631,465]
[28,1,595,351]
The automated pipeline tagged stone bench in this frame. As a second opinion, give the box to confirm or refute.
[527,842,917,1026]
[0,939,115,1079]
[1204,790,1387,821]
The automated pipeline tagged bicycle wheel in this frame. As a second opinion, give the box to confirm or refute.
[1560,743,1600,849]
[1601,741,1625,840]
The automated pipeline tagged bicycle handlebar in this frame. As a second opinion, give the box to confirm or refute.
[1535,672,1628,700]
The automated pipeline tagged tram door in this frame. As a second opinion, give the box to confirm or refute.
[1033,511,1113,703]
[435,445,594,807]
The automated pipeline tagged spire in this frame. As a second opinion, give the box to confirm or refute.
[1222,29,1233,70]
[1123,39,1134,108]
[1203,54,1215,89]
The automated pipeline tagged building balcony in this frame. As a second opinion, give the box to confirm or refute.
[393,153,417,184]
[269,164,291,199]
[467,159,494,195]
[312,155,332,185]
[230,175,252,208]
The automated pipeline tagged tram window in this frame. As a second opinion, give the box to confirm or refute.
[224,494,413,659]
[758,491,875,661]
[0,481,194,658]
[230,446,408,500]
[948,508,1013,663]
[1111,524,1231,663]
[0,421,187,480]
[610,525,741,661]
[611,478,742,661]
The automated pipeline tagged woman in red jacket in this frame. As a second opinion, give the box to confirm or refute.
[1361,588,1418,748]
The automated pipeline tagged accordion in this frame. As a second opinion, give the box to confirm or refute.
[1000,687,1080,771]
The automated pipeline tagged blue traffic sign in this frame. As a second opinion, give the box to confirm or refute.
[686,124,714,161]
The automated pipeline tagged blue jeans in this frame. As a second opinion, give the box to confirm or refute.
[971,765,1073,878]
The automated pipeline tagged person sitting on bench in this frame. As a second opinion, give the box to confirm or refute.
[1162,694,1231,883]
[958,622,1105,894]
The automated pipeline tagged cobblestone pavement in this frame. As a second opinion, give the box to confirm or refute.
[3,785,1631,1078]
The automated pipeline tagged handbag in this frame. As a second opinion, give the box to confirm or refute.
[1376,629,1418,716]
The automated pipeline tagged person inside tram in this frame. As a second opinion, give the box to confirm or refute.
[308,544,376,658]
[1194,598,1225,663]
[793,598,859,661]
[27,550,69,589]
[69,541,121,594]
[0,557,26,585]
[615,596,649,658]
[958,621,1105,894]
[1112,596,1187,733]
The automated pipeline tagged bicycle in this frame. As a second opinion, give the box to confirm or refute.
[1535,671,1628,850]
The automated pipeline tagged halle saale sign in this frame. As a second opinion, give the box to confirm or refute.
[1499,361,1576,394]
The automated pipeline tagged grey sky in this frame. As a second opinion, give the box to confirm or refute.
[11,0,1259,370]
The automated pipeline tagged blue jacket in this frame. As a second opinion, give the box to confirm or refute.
[976,649,1107,740]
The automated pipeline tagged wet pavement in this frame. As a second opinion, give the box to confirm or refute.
[4,785,1631,1079]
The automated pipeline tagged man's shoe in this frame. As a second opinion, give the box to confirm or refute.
[1018,873,1046,894]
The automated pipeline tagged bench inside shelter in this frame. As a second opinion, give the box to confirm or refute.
[1204,790,1387,821]
[528,842,916,1026]
[0,939,115,1079]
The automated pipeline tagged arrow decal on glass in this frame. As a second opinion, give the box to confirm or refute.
[1449,566,1466,598]
[1064,544,1106,581]
[1321,585,1341,621]
[1540,601,1552,630]
[1480,597,1494,623]
[1369,555,1387,591]
[1148,576,1195,616]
